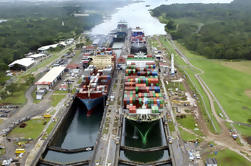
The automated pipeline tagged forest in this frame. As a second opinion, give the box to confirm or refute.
[151,0,251,60]
[0,0,129,83]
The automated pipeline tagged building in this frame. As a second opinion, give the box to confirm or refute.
[38,44,59,53]
[205,158,217,166]
[35,66,65,91]
[8,58,35,71]
[91,55,113,69]
[28,53,47,60]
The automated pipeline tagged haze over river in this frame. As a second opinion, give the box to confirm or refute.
[90,0,233,35]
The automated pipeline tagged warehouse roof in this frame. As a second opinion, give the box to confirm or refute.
[38,44,58,51]
[28,53,47,59]
[8,58,35,68]
[35,66,65,85]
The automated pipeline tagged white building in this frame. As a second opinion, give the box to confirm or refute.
[8,58,35,71]
[35,66,65,90]
[38,44,59,52]
[28,53,47,60]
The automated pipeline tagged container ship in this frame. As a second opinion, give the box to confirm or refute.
[77,48,115,116]
[123,52,164,122]
[113,21,128,42]
[130,27,147,54]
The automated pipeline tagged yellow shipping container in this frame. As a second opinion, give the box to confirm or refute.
[15,149,25,154]
[44,114,51,118]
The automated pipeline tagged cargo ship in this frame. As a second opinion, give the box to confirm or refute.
[77,48,115,116]
[123,52,164,122]
[130,27,147,54]
[113,21,128,42]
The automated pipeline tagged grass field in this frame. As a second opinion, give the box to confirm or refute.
[207,148,251,166]
[51,94,66,107]
[177,115,203,136]
[220,60,251,75]
[168,121,175,133]
[179,127,200,142]
[233,124,251,137]
[175,42,251,126]
[0,84,28,104]
[162,39,251,137]
[0,148,5,156]
[9,119,49,139]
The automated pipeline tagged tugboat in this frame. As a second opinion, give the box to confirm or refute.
[113,21,128,42]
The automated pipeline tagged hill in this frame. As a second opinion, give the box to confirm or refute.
[151,0,251,60]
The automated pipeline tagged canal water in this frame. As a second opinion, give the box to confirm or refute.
[41,100,103,164]
[120,119,171,164]
[90,0,233,36]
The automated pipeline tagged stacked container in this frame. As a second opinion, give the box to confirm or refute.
[123,54,164,114]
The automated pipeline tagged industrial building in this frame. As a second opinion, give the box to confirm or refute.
[38,44,59,53]
[35,66,66,91]
[8,58,35,71]
[28,53,47,60]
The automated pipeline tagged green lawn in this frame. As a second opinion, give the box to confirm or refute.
[168,121,175,133]
[51,94,66,107]
[9,119,49,139]
[207,148,251,166]
[46,121,56,134]
[175,42,251,136]
[179,127,200,142]
[167,81,185,91]
[0,84,28,104]
[233,124,251,137]
[0,148,5,156]
[177,115,203,136]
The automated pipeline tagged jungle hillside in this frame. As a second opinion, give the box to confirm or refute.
[151,0,251,60]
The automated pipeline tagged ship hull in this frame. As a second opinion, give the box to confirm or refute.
[130,44,147,54]
[79,96,105,116]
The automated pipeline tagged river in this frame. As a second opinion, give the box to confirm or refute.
[90,0,233,36]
